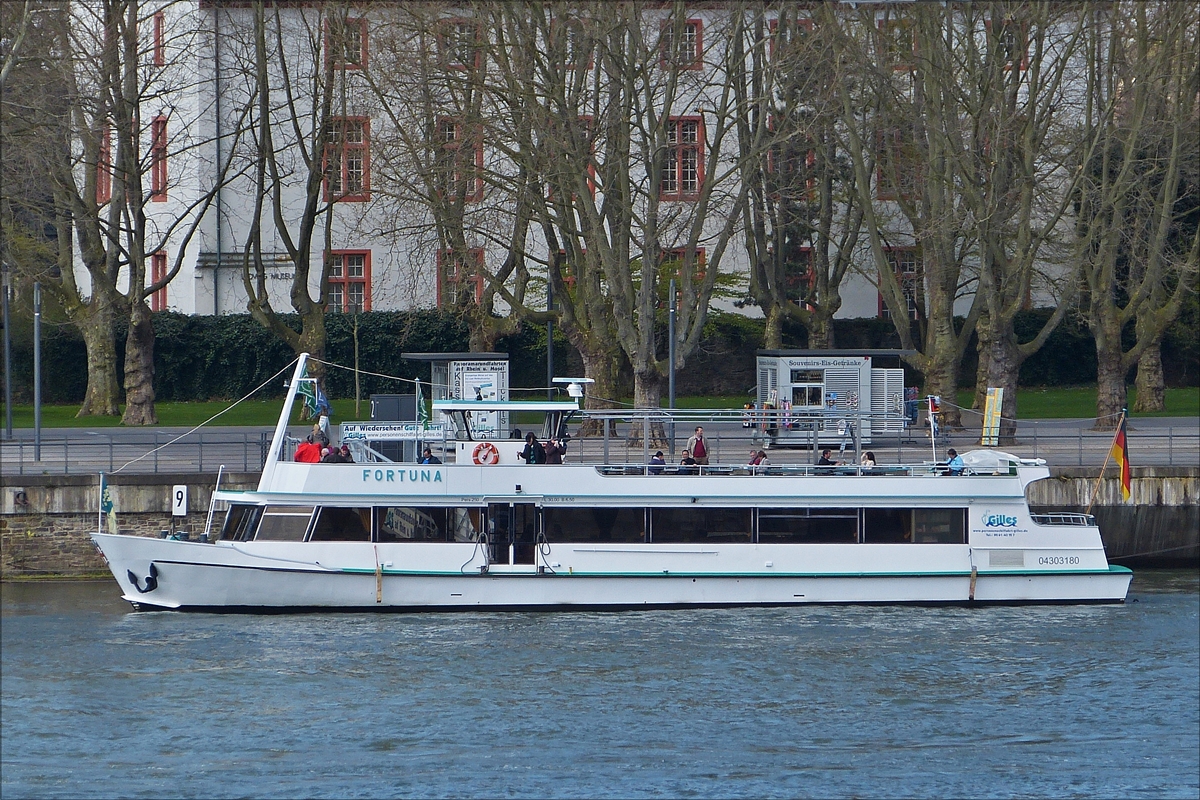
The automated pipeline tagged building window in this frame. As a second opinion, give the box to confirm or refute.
[987,18,1029,72]
[153,11,165,66]
[878,17,916,71]
[150,115,167,202]
[553,17,593,70]
[768,16,813,61]
[661,247,707,292]
[439,18,482,71]
[660,18,702,70]
[879,247,921,321]
[438,248,485,307]
[323,117,370,201]
[436,118,484,202]
[875,127,920,201]
[784,247,815,308]
[327,16,367,70]
[150,251,168,311]
[96,126,112,205]
[661,117,704,200]
[767,120,816,202]
[327,251,371,312]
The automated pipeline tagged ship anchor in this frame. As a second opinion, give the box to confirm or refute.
[127,563,159,593]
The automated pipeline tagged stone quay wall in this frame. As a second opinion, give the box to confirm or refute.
[1,473,259,577]
[2,468,1196,578]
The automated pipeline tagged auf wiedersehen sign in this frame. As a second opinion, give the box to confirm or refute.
[341,423,445,441]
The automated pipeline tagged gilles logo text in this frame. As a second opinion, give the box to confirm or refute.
[982,512,1019,528]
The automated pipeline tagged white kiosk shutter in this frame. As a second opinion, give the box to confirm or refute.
[871,368,906,433]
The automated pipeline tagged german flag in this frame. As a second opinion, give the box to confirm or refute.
[1110,414,1131,502]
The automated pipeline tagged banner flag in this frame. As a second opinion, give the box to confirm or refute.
[297,364,333,418]
[99,473,117,534]
[1110,414,1131,502]
[982,387,1004,446]
[416,379,430,427]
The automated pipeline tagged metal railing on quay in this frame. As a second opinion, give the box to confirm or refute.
[2,417,1196,475]
[1,432,273,476]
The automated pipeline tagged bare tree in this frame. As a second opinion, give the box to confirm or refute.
[1,0,231,422]
[1075,1,1199,424]
[738,2,864,350]
[830,3,980,427]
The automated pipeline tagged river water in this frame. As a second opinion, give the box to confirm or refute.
[3,572,1197,799]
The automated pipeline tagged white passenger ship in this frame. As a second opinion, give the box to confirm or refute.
[92,355,1132,611]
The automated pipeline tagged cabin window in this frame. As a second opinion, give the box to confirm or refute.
[543,507,646,543]
[309,507,371,542]
[220,504,261,542]
[758,508,858,544]
[377,506,481,542]
[254,505,315,541]
[651,508,752,543]
[912,509,966,543]
[864,508,910,543]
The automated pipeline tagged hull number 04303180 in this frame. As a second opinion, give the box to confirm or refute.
[1039,556,1081,566]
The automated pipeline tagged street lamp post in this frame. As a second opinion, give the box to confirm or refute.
[2,262,12,439]
[33,281,41,460]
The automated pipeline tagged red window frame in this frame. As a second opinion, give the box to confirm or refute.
[660,18,703,70]
[326,16,367,70]
[661,116,704,201]
[878,17,916,72]
[150,115,167,202]
[768,16,813,61]
[766,117,817,202]
[323,117,371,202]
[878,247,921,320]
[436,117,484,203]
[437,248,485,307]
[985,18,1029,72]
[326,250,372,312]
[663,247,707,284]
[96,126,112,205]
[150,251,168,311]
[875,127,920,201]
[153,11,165,66]
[438,18,483,71]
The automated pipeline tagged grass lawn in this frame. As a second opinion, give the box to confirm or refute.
[3,386,1196,428]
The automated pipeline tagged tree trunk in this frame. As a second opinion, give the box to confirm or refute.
[763,304,783,350]
[1094,345,1128,429]
[76,302,121,417]
[576,343,620,437]
[120,301,158,425]
[628,368,668,448]
[807,310,835,350]
[1132,341,1165,413]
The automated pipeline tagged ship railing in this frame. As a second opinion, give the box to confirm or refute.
[1030,512,1097,527]
[596,463,949,478]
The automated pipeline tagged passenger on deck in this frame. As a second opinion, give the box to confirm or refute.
[544,438,565,465]
[320,446,342,463]
[419,447,441,465]
[680,449,698,474]
[945,449,965,476]
[294,435,322,463]
[686,426,710,465]
[817,449,839,467]
[311,422,330,449]
[755,450,770,471]
[519,432,546,464]
[338,444,354,463]
[747,450,763,468]
[860,451,877,469]
[648,451,666,475]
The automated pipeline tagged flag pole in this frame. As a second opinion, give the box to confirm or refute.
[1086,410,1124,514]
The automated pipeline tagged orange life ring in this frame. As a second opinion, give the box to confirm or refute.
[472,442,500,465]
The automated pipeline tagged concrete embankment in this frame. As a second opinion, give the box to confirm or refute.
[1,467,1196,578]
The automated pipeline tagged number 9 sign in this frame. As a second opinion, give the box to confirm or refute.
[172,485,188,517]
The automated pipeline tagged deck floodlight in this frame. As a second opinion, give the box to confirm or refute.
[552,376,594,398]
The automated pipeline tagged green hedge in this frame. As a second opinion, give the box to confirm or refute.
[1,306,1195,405]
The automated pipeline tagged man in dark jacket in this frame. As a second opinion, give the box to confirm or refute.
[519,432,546,464]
